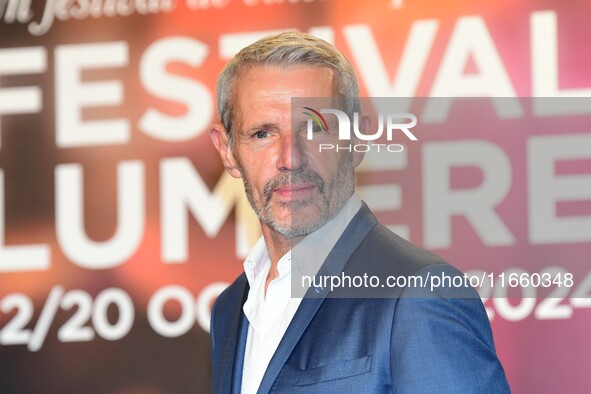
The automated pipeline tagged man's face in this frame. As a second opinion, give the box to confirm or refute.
[212,65,363,239]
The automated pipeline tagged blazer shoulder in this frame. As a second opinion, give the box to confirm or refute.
[356,223,450,276]
[331,223,471,298]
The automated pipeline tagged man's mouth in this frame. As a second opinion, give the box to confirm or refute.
[273,183,315,199]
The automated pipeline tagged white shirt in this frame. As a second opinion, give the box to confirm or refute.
[240,195,362,394]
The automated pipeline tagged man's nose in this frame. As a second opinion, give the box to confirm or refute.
[276,133,307,171]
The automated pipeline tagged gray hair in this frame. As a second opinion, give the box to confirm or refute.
[216,31,361,144]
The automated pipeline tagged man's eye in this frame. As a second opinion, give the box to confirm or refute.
[254,130,269,139]
[313,124,325,133]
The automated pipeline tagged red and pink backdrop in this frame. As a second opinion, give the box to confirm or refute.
[0,0,590,392]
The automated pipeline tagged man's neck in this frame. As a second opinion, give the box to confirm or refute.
[259,195,357,291]
[260,226,302,289]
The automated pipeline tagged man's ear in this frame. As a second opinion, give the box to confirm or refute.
[210,124,242,179]
[351,113,371,168]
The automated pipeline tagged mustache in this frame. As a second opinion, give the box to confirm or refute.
[263,168,324,204]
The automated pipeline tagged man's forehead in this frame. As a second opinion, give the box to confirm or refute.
[234,64,335,92]
[229,65,337,131]
[233,66,334,109]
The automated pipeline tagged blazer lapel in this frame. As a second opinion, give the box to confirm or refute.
[255,297,326,394]
[214,275,249,394]
[231,310,249,393]
[255,203,378,393]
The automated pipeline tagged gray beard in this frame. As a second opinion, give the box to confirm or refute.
[242,159,355,239]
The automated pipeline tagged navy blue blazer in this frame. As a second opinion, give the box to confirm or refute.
[210,204,510,393]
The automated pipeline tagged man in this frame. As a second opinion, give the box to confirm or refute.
[209,31,510,393]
